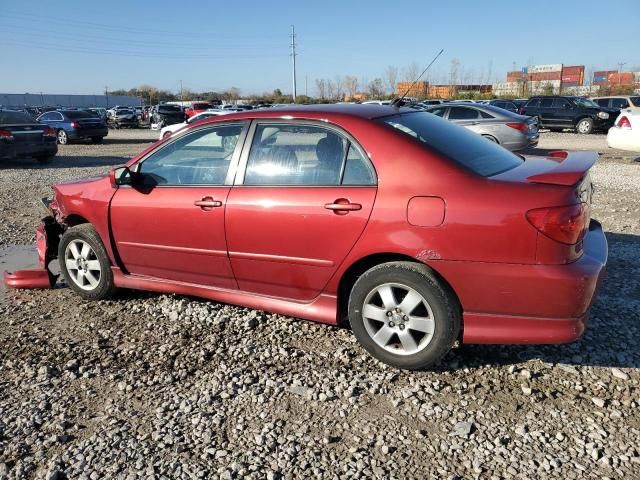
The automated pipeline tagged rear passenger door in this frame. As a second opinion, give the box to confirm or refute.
[224,121,377,301]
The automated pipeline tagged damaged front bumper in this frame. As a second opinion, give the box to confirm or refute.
[3,204,62,289]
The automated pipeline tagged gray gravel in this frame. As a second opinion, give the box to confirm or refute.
[1,129,639,479]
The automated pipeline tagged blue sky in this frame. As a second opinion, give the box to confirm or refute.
[1,0,638,96]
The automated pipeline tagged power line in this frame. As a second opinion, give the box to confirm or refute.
[0,24,288,51]
[2,40,289,60]
[0,10,284,39]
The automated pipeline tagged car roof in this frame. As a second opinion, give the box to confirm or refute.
[198,103,412,121]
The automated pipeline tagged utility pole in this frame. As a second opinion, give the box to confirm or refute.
[180,80,184,103]
[290,25,297,102]
[105,86,109,108]
[305,75,308,97]
[617,62,627,86]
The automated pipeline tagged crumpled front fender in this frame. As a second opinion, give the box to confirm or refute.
[3,217,62,290]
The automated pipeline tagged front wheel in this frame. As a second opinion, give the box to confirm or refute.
[58,224,116,300]
[348,262,460,370]
[576,118,594,135]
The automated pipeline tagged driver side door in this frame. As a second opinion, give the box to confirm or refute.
[110,122,248,288]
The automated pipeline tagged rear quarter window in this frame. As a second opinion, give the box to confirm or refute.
[380,112,523,177]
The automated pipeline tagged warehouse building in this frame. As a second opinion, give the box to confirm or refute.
[0,93,141,108]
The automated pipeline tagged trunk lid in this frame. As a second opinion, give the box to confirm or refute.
[491,150,597,187]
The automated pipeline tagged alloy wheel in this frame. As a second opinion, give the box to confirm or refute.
[362,283,435,356]
[57,130,68,144]
[64,239,101,291]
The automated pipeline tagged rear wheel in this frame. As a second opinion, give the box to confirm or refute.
[91,136,104,144]
[57,129,68,145]
[58,224,116,300]
[348,262,460,370]
[576,118,593,134]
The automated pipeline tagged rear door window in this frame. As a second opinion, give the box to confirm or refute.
[552,98,571,108]
[448,107,480,120]
[242,124,375,186]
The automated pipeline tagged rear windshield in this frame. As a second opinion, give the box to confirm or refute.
[379,111,523,177]
[0,111,36,124]
[631,97,640,107]
[64,111,96,119]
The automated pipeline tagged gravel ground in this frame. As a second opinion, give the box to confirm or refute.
[1,129,639,479]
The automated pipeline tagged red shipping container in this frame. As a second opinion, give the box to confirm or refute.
[562,65,584,75]
[562,74,580,82]
[529,71,562,81]
[607,72,633,85]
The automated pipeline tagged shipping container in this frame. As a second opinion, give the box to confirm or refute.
[562,65,584,75]
[396,81,428,97]
[506,71,526,82]
[528,64,563,74]
[529,71,562,81]
[607,72,634,85]
[562,74,581,83]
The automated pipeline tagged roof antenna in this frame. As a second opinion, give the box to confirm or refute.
[391,49,445,108]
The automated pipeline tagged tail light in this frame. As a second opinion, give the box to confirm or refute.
[506,122,529,132]
[43,127,56,137]
[616,116,631,129]
[526,203,590,245]
[0,129,14,139]
[70,121,80,128]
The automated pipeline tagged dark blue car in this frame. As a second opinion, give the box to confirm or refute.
[37,109,108,144]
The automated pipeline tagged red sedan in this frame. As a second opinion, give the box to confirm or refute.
[4,105,607,369]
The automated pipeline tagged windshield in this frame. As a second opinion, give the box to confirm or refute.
[573,98,599,108]
[0,111,36,124]
[379,112,523,177]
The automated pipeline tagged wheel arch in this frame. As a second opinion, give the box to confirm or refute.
[336,252,462,328]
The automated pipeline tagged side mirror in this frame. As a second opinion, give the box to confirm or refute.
[109,166,134,187]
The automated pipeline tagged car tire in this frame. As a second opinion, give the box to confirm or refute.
[348,261,461,370]
[58,224,116,301]
[57,129,68,145]
[576,118,594,135]
[91,136,104,144]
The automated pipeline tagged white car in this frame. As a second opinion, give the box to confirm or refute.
[607,110,640,152]
[158,110,230,139]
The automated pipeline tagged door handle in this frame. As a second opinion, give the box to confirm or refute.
[194,197,222,209]
[325,199,362,214]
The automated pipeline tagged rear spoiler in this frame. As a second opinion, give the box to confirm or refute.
[526,150,597,186]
